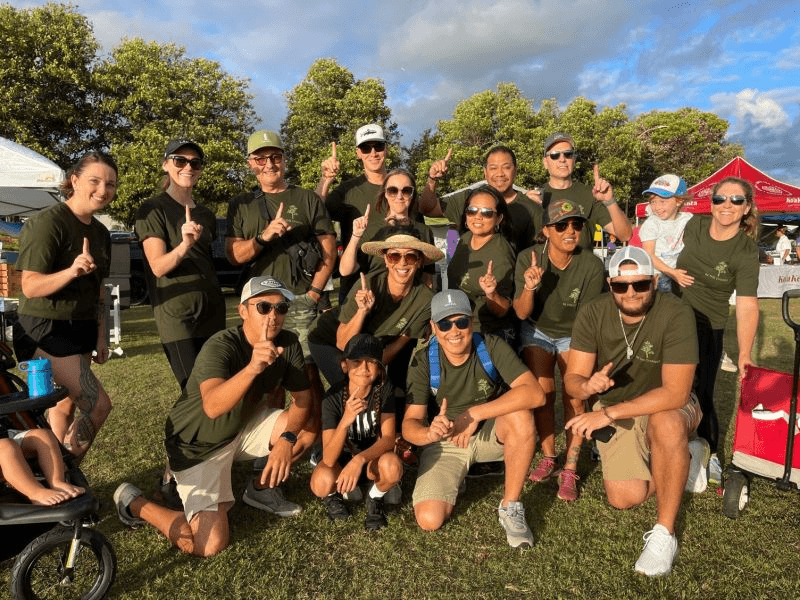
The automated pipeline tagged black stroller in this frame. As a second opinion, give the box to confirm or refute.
[0,342,116,600]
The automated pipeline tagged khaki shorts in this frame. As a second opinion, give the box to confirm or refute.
[282,293,318,364]
[596,392,703,482]
[412,419,504,506]
[173,406,283,522]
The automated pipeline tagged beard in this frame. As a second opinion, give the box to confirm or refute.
[615,288,656,318]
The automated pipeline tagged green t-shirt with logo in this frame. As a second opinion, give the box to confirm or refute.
[406,334,529,421]
[325,175,382,245]
[446,232,515,334]
[134,192,226,343]
[308,272,433,346]
[226,186,334,294]
[541,182,611,249]
[443,189,543,253]
[514,244,604,338]
[570,293,698,407]
[164,326,309,471]
[16,203,111,320]
[675,215,759,329]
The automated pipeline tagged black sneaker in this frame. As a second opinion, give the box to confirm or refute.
[364,496,387,531]
[467,461,505,478]
[156,475,183,511]
[323,493,350,521]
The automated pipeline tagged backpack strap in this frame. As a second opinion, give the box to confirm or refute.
[428,332,498,397]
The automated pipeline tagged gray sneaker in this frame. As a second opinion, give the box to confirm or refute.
[685,438,710,493]
[497,501,534,548]
[243,480,302,516]
[113,483,145,528]
[708,453,723,486]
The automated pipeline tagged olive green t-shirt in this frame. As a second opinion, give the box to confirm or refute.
[17,203,111,320]
[675,215,759,329]
[446,232,515,334]
[134,192,226,343]
[542,182,611,249]
[570,292,698,407]
[443,189,543,253]
[325,175,382,246]
[514,244,604,338]
[164,326,309,471]
[226,186,334,294]
[406,334,529,421]
[308,272,433,346]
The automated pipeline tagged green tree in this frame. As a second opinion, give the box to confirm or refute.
[93,38,256,225]
[281,58,398,188]
[0,3,97,165]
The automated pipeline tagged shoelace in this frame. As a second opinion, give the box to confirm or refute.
[641,528,670,552]
[503,503,526,528]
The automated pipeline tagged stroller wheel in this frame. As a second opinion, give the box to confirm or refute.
[722,470,750,519]
[10,526,116,600]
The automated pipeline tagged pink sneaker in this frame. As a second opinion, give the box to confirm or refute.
[557,469,580,502]
[528,456,559,483]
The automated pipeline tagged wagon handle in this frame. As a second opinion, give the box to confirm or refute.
[781,289,800,336]
[779,290,800,491]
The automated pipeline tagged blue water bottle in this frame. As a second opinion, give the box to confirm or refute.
[18,358,55,397]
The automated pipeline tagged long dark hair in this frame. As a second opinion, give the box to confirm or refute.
[459,185,512,240]
[375,168,418,219]
[712,176,759,240]
[59,152,118,199]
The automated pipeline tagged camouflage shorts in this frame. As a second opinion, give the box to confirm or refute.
[282,293,318,364]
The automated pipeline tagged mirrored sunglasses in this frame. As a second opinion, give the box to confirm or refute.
[711,194,746,205]
[465,206,497,218]
[546,150,576,160]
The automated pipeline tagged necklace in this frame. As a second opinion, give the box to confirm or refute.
[619,310,646,360]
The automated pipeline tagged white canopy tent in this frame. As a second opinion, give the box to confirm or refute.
[0,137,64,218]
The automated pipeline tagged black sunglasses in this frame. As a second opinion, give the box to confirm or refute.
[386,186,414,199]
[249,154,284,166]
[546,150,576,160]
[358,141,386,153]
[168,155,204,170]
[552,218,585,233]
[436,316,471,331]
[711,194,747,205]
[610,280,652,294]
[250,300,290,315]
[465,206,497,218]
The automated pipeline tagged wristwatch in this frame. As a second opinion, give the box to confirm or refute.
[255,234,269,247]
[279,431,298,445]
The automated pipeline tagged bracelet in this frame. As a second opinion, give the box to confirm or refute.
[602,197,618,207]
[524,285,536,291]
[351,234,361,239]
[255,234,269,247]
[308,285,324,295]
[600,406,616,426]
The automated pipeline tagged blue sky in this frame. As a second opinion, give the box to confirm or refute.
[14,0,800,184]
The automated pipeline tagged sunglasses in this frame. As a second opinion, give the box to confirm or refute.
[386,186,414,199]
[609,280,652,294]
[551,218,585,233]
[546,150,576,160]
[436,316,471,331]
[250,300,290,315]
[358,141,386,154]
[250,153,284,166]
[168,155,204,170]
[384,251,421,265]
[711,194,747,205]
[465,206,497,218]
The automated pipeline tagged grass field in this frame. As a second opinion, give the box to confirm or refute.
[2,296,799,599]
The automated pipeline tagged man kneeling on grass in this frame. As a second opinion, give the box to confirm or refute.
[114,276,313,557]
[564,247,702,576]
[402,289,544,548]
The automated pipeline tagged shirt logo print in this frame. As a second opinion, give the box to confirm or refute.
[394,317,408,331]
[640,340,654,360]
[477,378,491,398]
[714,262,729,277]
[285,205,299,223]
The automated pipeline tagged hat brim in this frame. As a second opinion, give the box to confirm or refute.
[546,213,587,226]
[361,236,444,263]
[642,187,676,198]
[241,287,296,303]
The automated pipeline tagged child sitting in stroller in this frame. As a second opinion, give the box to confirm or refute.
[1,421,84,505]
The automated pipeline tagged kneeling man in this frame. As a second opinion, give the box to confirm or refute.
[114,277,312,556]
[403,289,544,548]
[564,247,701,576]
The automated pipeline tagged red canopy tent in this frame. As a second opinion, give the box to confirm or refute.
[635,157,800,219]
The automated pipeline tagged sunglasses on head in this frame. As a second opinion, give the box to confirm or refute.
[436,316,471,331]
[384,251,421,265]
[385,186,414,199]
[609,280,652,294]
[465,206,497,218]
[711,194,747,205]
[168,155,204,170]
[250,300,290,315]
[546,150,576,160]
[551,218,584,233]
[358,141,386,154]
[249,153,284,166]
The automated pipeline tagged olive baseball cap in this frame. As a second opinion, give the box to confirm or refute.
[248,130,283,154]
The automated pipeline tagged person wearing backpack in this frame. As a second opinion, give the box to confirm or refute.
[403,290,544,548]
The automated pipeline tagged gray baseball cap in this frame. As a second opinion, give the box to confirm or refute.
[240,276,295,303]
[544,132,575,153]
[608,246,654,278]
[431,289,472,322]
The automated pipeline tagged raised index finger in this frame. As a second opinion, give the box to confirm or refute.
[599,361,614,376]
[443,147,452,163]
[486,260,494,276]
[364,203,370,220]
[185,203,192,223]
[275,202,284,219]
[331,141,337,160]
[82,237,90,255]
[360,272,367,290]
[438,398,448,416]
[593,163,600,183]
[530,250,538,268]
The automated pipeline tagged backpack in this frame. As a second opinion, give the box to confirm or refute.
[428,333,499,396]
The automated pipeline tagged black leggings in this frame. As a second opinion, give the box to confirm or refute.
[692,310,724,453]
[162,337,210,391]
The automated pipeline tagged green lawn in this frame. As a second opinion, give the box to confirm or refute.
[2,296,799,599]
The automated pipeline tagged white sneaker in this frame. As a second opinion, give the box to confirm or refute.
[497,501,534,548]
[720,352,737,373]
[685,438,710,493]
[708,453,723,486]
[634,524,678,576]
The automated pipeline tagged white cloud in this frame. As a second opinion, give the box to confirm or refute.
[711,88,793,133]
[776,46,800,71]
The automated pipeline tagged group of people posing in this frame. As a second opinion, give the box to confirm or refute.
[5,124,759,579]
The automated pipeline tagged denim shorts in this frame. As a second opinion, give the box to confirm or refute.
[519,320,571,355]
